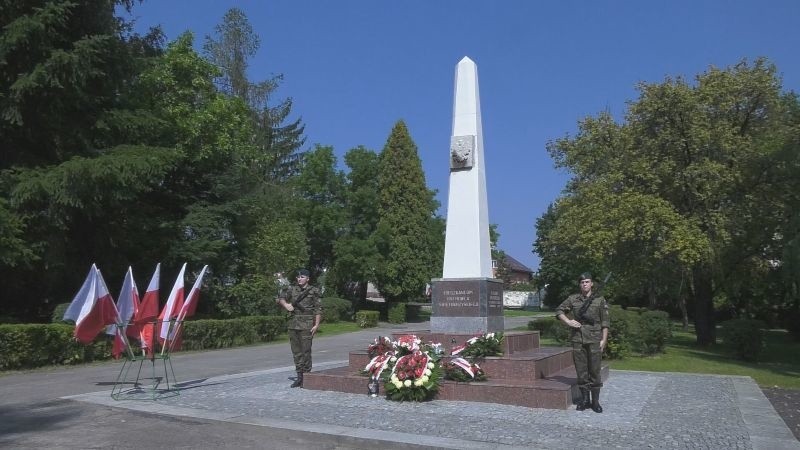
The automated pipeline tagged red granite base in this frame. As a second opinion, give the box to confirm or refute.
[303,330,610,410]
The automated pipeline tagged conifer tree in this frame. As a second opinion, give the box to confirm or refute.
[375,121,441,302]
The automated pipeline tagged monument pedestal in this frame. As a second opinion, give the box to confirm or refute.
[303,330,609,409]
[430,277,503,333]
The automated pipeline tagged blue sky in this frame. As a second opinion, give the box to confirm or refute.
[122,1,800,271]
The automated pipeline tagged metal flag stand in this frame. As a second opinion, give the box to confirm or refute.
[111,319,181,400]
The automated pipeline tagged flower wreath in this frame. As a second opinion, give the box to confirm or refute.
[383,350,442,402]
[443,357,487,382]
[367,336,393,358]
[450,332,504,359]
[361,334,443,401]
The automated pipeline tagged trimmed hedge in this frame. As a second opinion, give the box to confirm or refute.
[180,316,286,351]
[0,323,112,370]
[355,310,379,328]
[0,315,287,370]
[321,297,352,323]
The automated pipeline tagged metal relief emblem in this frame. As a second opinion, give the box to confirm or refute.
[450,135,475,170]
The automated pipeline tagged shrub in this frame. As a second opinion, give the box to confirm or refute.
[0,323,112,370]
[719,318,766,361]
[321,297,352,323]
[355,310,379,328]
[51,303,72,323]
[0,315,287,370]
[528,317,569,344]
[180,316,285,351]
[387,302,406,324]
[606,306,639,359]
[639,310,672,355]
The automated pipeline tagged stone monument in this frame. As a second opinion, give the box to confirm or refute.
[431,57,503,333]
[303,59,598,408]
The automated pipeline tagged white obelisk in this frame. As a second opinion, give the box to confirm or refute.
[442,56,492,278]
[431,57,502,334]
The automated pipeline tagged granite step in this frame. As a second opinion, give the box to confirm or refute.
[303,365,580,409]
[348,345,574,381]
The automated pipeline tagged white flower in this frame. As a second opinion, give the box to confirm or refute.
[393,381,403,389]
[414,379,423,387]
[427,362,435,369]
[390,356,397,362]
[421,375,429,383]
[403,379,412,387]
[486,333,495,339]
[424,369,431,376]
[391,374,398,383]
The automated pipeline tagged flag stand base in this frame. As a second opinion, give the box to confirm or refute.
[111,353,179,401]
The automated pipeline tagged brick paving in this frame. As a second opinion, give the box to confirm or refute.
[69,365,799,449]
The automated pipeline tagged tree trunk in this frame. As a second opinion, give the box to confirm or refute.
[692,265,716,345]
[648,281,657,309]
[679,293,689,331]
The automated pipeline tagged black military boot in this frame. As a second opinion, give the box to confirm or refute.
[290,372,303,388]
[590,388,603,413]
[576,388,590,411]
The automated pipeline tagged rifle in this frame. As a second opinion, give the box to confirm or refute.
[290,286,312,312]
[576,272,611,326]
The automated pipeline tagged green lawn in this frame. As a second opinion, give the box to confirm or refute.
[503,309,552,317]
[609,327,800,389]
[529,325,800,389]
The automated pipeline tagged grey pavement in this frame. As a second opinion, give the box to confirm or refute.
[1,316,797,449]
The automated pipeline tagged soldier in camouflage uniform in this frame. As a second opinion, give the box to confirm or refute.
[277,269,322,388]
[555,272,610,413]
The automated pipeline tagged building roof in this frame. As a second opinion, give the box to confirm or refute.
[502,254,533,274]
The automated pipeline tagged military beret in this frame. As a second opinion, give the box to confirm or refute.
[578,272,592,281]
[297,268,310,277]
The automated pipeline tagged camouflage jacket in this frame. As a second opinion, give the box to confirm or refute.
[555,293,610,344]
[282,284,322,330]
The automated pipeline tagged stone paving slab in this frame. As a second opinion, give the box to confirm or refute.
[66,365,799,450]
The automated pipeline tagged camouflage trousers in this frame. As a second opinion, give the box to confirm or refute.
[572,342,603,389]
[289,328,313,373]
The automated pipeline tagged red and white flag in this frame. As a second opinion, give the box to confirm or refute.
[64,265,119,344]
[135,264,160,352]
[106,267,139,359]
[177,265,208,321]
[63,265,97,323]
[168,265,209,352]
[158,263,186,342]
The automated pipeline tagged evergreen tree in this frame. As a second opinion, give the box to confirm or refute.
[203,7,305,180]
[0,0,168,319]
[375,121,441,302]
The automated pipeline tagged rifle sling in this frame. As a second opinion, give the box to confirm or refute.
[291,287,312,312]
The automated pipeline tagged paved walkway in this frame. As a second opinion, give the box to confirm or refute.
[1,317,798,449]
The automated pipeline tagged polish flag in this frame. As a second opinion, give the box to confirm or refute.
[158,263,186,342]
[168,265,209,352]
[177,265,208,321]
[106,267,140,358]
[136,264,160,325]
[64,265,119,344]
[136,264,160,352]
